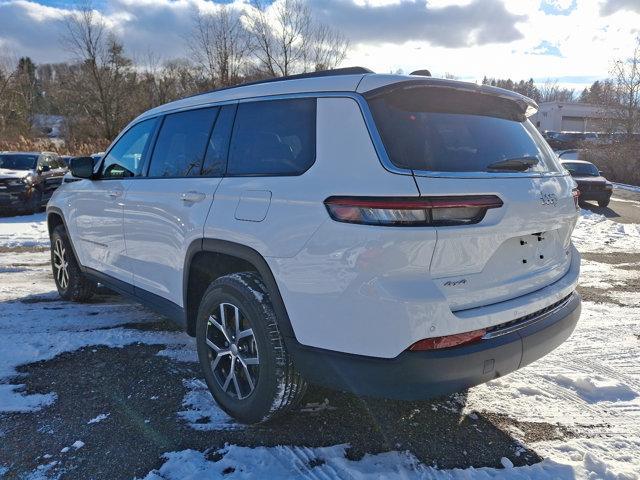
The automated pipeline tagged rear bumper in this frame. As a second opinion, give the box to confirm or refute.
[291,291,581,400]
[579,190,611,202]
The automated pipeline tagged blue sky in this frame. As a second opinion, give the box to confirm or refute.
[1,0,639,91]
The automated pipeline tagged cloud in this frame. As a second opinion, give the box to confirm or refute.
[0,0,636,92]
[0,0,222,63]
[0,0,527,65]
[600,0,640,15]
[0,1,72,63]
[310,0,527,47]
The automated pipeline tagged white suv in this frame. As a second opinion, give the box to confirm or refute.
[47,67,581,423]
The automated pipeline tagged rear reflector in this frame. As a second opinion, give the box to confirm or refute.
[409,329,486,351]
[324,195,503,226]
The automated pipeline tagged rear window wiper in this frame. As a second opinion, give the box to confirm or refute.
[486,156,539,172]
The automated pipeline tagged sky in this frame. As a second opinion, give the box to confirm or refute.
[0,0,639,91]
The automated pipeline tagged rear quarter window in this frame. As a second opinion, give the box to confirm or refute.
[367,86,561,173]
[227,98,316,176]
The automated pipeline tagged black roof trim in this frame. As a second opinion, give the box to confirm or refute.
[363,78,538,118]
[185,67,374,100]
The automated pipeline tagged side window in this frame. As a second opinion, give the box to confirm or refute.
[202,104,236,176]
[100,119,156,179]
[50,156,64,169]
[228,98,316,176]
[37,156,49,170]
[148,107,218,178]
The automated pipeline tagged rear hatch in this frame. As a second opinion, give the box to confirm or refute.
[365,80,579,311]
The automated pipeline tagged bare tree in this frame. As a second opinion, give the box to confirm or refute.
[308,24,348,71]
[138,53,203,109]
[538,79,575,102]
[61,2,136,140]
[247,0,347,77]
[188,6,252,88]
[0,50,16,135]
[610,37,640,135]
[0,49,15,101]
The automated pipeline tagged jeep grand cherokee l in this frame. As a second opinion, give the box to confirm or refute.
[46,67,581,423]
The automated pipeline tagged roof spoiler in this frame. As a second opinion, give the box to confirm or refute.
[364,78,539,118]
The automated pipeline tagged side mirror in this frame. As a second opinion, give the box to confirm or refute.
[69,156,95,179]
[599,170,604,176]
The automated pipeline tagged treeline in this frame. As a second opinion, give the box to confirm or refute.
[482,38,640,136]
[1,3,638,146]
[0,0,347,143]
[481,77,628,109]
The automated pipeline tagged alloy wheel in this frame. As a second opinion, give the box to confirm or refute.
[205,302,259,400]
[53,238,69,290]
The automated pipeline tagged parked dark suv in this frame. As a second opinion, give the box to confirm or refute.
[559,150,613,207]
[0,152,67,214]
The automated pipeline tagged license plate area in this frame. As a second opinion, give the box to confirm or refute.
[515,231,564,270]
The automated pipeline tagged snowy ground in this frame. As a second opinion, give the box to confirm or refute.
[0,198,639,479]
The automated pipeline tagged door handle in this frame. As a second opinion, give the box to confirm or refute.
[180,191,206,203]
[107,189,123,198]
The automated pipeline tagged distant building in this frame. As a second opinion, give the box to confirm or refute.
[530,101,616,133]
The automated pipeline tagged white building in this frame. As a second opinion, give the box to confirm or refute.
[530,101,616,133]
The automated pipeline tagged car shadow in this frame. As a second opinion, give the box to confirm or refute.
[580,201,620,219]
[0,340,568,479]
[0,287,573,478]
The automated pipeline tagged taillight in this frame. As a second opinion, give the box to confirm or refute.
[324,195,503,226]
[409,329,486,351]
[572,188,580,210]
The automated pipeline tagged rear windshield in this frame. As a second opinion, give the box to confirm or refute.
[0,154,38,170]
[367,86,561,173]
[563,162,599,177]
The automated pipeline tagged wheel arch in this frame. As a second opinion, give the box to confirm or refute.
[46,207,65,235]
[183,238,296,342]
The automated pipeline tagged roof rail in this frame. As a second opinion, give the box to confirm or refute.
[186,66,374,99]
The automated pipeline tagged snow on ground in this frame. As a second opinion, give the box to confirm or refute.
[0,250,197,413]
[140,445,575,480]
[0,213,49,248]
[466,300,640,480]
[572,208,640,253]
[86,413,109,425]
[579,259,639,290]
[177,379,239,431]
[2,210,640,479]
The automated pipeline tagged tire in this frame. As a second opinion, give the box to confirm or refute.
[196,272,307,424]
[598,199,610,208]
[50,224,96,302]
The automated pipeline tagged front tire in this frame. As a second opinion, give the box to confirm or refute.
[50,225,96,302]
[196,272,307,424]
[598,198,610,208]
